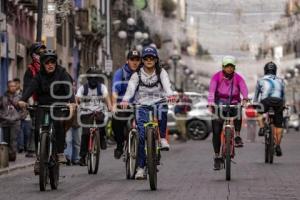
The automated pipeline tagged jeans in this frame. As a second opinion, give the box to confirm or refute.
[17,120,32,151]
[136,103,168,168]
[64,127,81,162]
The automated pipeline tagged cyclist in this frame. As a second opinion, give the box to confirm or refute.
[18,49,75,165]
[121,46,176,180]
[208,55,248,170]
[23,42,46,160]
[112,49,141,159]
[253,61,285,156]
[76,67,112,166]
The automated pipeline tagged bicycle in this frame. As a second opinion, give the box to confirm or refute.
[28,105,69,191]
[80,108,104,174]
[219,104,241,181]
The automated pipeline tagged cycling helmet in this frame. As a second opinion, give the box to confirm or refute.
[40,49,57,65]
[142,46,158,58]
[222,55,236,68]
[264,61,277,75]
[86,66,102,89]
[29,42,46,56]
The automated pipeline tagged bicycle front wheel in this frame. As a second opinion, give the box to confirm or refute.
[39,132,50,191]
[146,127,158,190]
[87,131,100,174]
[225,127,231,181]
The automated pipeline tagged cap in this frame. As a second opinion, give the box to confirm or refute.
[222,55,236,67]
[127,50,141,59]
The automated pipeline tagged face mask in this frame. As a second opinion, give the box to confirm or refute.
[88,78,98,89]
[32,53,40,63]
[223,70,234,79]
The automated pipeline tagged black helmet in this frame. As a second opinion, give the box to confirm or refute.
[86,66,101,74]
[29,42,46,56]
[40,49,57,65]
[264,61,277,75]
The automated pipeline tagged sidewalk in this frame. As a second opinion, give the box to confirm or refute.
[0,153,35,176]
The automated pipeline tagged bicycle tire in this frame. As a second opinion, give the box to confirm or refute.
[126,129,138,179]
[39,132,49,191]
[87,131,100,174]
[146,127,157,190]
[269,127,274,164]
[49,159,59,190]
[225,127,231,181]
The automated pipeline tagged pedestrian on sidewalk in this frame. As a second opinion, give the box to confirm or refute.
[174,88,192,142]
[14,78,33,154]
[64,82,81,165]
[0,81,27,161]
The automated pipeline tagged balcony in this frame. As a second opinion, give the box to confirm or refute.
[18,0,38,11]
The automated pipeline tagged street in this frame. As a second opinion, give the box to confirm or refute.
[0,130,300,200]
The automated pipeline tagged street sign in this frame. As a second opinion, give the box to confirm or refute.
[43,14,56,37]
[105,59,113,73]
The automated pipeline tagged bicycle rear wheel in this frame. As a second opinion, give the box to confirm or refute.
[225,127,231,181]
[49,158,59,190]
[87,131,100,174]
[268,128,274,164]
[146,127,157,190]
[39,132,49,191]
[126,129,138,179]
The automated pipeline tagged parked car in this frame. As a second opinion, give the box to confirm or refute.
[167,92,212,140]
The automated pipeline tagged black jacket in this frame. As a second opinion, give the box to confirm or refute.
[21,65,75,105]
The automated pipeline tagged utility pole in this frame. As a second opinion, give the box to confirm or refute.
[105,0,112,74]
[36,0,44,42]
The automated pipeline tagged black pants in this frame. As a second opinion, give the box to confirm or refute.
[112,110,133,150]
[212,107,242,154]
[35,108,66,154]
[80,113,105,158]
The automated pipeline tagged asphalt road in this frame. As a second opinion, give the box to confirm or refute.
[1,130,300,200]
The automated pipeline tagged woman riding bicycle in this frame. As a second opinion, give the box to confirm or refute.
[121,46,176,180]
[207,55,248,170]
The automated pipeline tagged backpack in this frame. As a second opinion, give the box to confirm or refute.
[136,65,162,91]
[83,83,103,96]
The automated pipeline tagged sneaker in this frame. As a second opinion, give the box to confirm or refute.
[72,160,80,166]
[57,153,67,163]
[214,156,223,170]
[100,137,107,150]
[234,136,244,148]
[258,128,264,136]
[135,167,146,180]
[275,145,282,157]
[160,138,170,151]
[34,160,40,175]
[114,148,123,159]
[79,157,87,166]
[66,158,71,166]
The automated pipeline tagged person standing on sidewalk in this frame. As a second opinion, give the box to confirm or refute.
[0,81,27,161]
[174,88,192,142]
[14,78,33,155]
[111,50,141,159]
[64,81,81,165]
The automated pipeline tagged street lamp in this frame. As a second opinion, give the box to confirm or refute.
[118,17,142,50]
[170,49,181,89]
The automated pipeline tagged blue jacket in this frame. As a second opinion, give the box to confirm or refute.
[112,64,135,103]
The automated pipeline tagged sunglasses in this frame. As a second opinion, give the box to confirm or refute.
[143,56,155,61]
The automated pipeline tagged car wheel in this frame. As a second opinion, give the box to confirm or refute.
[187,120,209,140]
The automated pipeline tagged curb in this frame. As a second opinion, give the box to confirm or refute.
[0,162,35,176]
